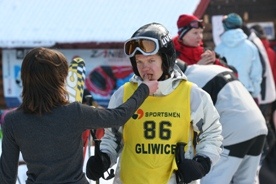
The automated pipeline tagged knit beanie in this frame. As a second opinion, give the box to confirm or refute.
[177,14,203,39]
[222,13,243,31]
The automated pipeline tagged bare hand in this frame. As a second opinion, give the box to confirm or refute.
[142,74,158,95]
[198,50,216,65]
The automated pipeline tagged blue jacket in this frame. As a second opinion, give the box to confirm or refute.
[215,28,262,98]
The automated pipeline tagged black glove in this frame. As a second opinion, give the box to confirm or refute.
[177,155,211,183]
[86,152,110,181]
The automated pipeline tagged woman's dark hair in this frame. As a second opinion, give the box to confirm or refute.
[19,47,69,114]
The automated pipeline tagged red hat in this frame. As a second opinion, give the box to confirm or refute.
[177,14,203,39]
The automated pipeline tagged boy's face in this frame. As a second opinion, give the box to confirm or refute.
[135,54,163,81]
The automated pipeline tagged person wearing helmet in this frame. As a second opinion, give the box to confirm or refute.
[85,23,223,184]
[215,13,263,104]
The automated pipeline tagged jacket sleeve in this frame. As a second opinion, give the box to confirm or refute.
[249,44,263,98]
[99,86,125,166]
[189,84,223,166]
[0,114,20,184]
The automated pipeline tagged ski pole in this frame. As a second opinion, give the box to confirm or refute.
[85,95,114,183]
[84,95,99,184]
[175,142,187,184]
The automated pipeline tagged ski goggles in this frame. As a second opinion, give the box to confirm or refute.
[178,20,204,33]
[124,37,159,57]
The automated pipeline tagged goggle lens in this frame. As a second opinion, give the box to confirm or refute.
[124,37,158,57]
[189,21,204,28]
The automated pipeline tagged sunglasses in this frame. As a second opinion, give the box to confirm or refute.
[124,37,159,57]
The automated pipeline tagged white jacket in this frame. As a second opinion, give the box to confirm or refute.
[248,32,276,104]
[215,29,262,98]
[183,64,268,146]
[99,65,223,184]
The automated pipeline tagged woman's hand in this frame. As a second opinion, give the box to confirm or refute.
[143,74,158,96]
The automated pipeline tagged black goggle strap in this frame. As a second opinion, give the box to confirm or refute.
[178,27,192,40]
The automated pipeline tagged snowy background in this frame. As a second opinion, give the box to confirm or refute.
[0,0,200,48]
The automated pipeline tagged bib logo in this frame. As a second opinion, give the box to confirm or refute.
[132,108,144,119]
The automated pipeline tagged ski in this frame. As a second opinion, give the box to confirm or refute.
[65,56,87,159]
[66,57,86,103]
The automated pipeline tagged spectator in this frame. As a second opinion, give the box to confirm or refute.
[250,24,276,87]
[215,13,263,103]
[250,24,276,129]
[249,24,276,184]
[173,14,237,74]
[241,24,276,122]
[241,25,276,172]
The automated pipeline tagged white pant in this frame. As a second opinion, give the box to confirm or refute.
[200,148,261,184]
